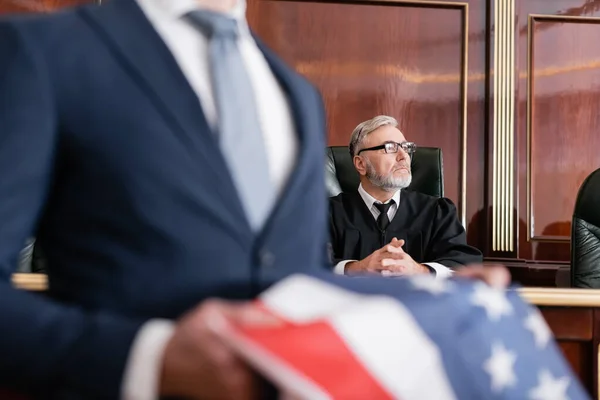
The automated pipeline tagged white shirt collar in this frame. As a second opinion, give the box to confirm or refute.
[138,0,247,22]
[357,183,400,211]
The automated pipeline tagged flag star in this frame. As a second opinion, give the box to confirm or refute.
[410,275,453,295]
[484,342,518,393]
[524,311,552,349]
[529,370,570,400]
[471,283,513,321]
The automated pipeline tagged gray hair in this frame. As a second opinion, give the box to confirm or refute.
[348,115,399,156]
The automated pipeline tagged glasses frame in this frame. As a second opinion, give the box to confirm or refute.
[356,141,417,156]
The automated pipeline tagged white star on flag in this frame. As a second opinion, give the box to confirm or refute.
[484,342,517,392]
[529,369,570,400]
[524,311,552,349]
[471,283,513,321]
[410,275,454,295]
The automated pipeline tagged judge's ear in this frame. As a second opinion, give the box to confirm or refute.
[353,155,367,176]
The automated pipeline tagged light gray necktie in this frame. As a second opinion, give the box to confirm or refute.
[187,10,274,231]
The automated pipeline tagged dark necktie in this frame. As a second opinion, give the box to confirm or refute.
[374,201,395,231]
[186,10,274,231]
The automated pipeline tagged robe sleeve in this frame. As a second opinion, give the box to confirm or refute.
[425,198,483,268]
[328,208,343,267]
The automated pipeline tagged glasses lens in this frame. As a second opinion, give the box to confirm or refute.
[402,142,416,155]
[384,142,398,154]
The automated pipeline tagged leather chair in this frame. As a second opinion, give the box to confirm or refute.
[571,168,600,288]
[325,146,444,198]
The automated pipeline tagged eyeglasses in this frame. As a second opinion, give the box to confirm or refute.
[357,141,417,156]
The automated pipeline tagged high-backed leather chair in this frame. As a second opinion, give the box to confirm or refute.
[571,168,600,288]
[325,146,444,198]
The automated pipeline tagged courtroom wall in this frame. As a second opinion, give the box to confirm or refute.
[247,0,600,268]
[2,0,600,270]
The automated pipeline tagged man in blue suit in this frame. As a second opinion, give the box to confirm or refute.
[0,1,574,400]
[0,0,332,397]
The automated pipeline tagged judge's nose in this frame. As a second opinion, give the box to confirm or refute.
[396,148,408,161]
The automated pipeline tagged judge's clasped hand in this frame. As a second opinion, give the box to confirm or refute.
[346,237,510,289]
[345,237,430,276]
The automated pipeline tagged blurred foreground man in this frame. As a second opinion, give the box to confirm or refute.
[0,0,587,399]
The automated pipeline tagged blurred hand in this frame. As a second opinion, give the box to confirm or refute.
[345,238,430,276]
[454,264,511,288]
[159,299,278,400]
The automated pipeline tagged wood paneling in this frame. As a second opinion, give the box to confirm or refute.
[4,0,599,275]
[515,3,600,263]
[0,0,95,14]
[542,307,593,339]
[490,288,600,397]
[537,305,596,397]
[528,17,600,245]
[521,289,600,397]
[249,0,600,268]
[248,0,487,232]
[557,340,594,395]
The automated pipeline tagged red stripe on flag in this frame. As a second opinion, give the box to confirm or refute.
[237,320,397,400]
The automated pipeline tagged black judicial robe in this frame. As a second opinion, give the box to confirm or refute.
[329,190,483,269]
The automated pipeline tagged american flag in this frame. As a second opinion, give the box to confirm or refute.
[220,273,590,400]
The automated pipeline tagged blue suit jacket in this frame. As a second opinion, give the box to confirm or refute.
[0,0,328,397]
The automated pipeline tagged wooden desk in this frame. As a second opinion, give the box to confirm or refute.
[519,288,600,399]
[485,258,568,287]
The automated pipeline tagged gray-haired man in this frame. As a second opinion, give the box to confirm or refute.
[329,115,482,277]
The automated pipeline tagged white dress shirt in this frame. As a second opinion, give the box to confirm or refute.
[122,0,297,398]
[333,184,453,279]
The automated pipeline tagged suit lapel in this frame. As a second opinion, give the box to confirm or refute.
[81,0,252,233]
[83,2,318,238]
[81,0,211,150]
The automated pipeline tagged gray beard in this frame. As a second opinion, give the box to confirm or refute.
[365,159,412,192]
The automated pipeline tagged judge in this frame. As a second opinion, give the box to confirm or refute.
[330,115,483,278]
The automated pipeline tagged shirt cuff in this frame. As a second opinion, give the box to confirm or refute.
[121,319,176,400]
[424,262,454,279]
[334,260,356,275]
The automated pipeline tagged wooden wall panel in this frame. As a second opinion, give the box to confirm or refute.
[515,4,600,262]
[0,0,95,14]
[249,0,600,278]
[529,18,600,253]
[248,0,487,237]
[6,0,598,280]
[537,305,599,397]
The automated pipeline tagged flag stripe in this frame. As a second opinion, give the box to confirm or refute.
[221,324,332,400]
[238,320,396,399]
[326,297,457,400]
[254,275,457,399]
